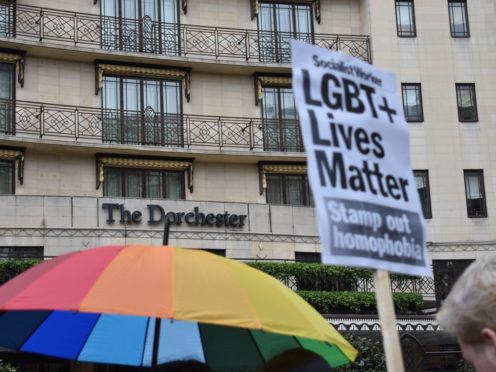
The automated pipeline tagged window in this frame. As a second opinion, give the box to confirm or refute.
[258,3,313,62]
[464,170,487,218]
[102,75,182,145]
[261,86,302,152]
[0,2,13,37]
[0,246,43,259]
[103,167,184,199]
[456,84,477,122]
[0,159,14,194]
[448,0,470,37]
[202,249,226,257]
[402,84,423,122]
[433,259,473,307]
[414,170,432,219]
[101,0,179,54]
[395,0,416,37]
[267,173,313,206]
[0,62,14,134]
[295,252,321,263]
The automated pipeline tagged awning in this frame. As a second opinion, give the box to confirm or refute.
[96,155,194,193]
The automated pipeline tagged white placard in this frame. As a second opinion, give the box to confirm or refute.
[292,41,431,277]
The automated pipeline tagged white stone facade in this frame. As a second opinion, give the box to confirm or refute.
[0,0,494,267]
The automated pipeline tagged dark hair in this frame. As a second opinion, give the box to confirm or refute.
[158,360,212,372]
[263,349,334,372]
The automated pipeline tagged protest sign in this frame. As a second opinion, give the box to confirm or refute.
[292,41,431,277]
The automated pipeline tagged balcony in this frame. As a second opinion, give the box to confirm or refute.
[0,99,303,153]
[0,3,371,64]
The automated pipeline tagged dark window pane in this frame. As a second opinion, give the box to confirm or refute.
[0,63,14,134]
[414,170,432,219]
[103,166,185,199]
[0,246,44,259]
[101,0,179,54]
[261,86,302,152]
[267,174,284,205]
[266,173,311,206]
[433,259,473,307]
[456,84,478,122]
[0,160,13,195]
[395,1,416,37]
[102,76,182,145]
[258,3,312,62]
[448,1,470,37]
[295,252,321,263]
[402,84,423,122]
[464,170,487,218]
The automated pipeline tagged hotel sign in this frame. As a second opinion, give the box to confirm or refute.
[102,203,247,228]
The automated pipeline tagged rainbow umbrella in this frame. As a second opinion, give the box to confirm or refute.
[0,245,357,370]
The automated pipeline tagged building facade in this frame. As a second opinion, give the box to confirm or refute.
[0,1,495,364]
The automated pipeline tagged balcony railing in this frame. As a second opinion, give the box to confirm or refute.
[0,3,371,63]
[0,99,304,152]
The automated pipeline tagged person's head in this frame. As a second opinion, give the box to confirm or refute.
[263,348,334,372]
[437,255,496,371]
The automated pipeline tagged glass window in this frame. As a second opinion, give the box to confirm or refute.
[104,167,184,199]
[101,0,179,54]
[448,0,470,37]
[395,0,416,37]
[0,159,14,195]
[402,84,423,122]
[456,83,478,122]
[102,76,182,145]
[0,246,43,259]
[258,3,312,62]
[0,2,12,37]
[0,63,14,134]
[295,252,321,263]
[414,170,432,219]
[464,170,487,218]
[433,259,473,307]
[266,173,313,207]
[261,86,302,152]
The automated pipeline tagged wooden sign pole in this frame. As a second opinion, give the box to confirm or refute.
[374,269,405,372]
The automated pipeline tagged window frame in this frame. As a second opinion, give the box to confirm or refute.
[448,0,470,38]
[0,158,15,195]
[100,0,181,54]
[103,166,186,199]
[456,83,478,122]
[266,172,313,207]
[101,73,183,146]
[257,2,315,63]
[413,170,432,219]
[463,170,487,218]
[0,61,16,135]
[260,84,303,152]
[401,83,424,122]
[395,0,417,37]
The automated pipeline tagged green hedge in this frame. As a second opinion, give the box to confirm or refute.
[0,259,41,285]
[297,291,423,314]
[336,334,386,372]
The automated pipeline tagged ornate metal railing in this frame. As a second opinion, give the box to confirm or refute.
[0,99,304,152]
[0,3,371,63]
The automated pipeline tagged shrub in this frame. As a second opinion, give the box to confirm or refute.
[337,334,386,372]
[0,259,41,285]
[297,291,423,314]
